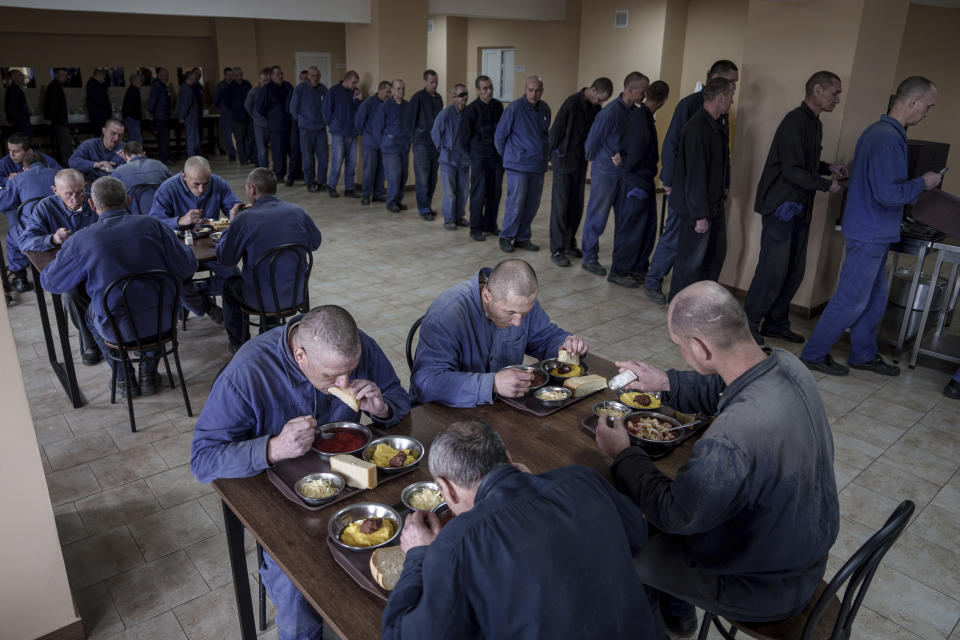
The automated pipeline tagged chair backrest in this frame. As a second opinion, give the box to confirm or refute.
[16,196,46,229]
[101,269,182,351]
[803,500,915,640]
[405,314,425,371]
[251,243,313,316]
[127,183,160,216]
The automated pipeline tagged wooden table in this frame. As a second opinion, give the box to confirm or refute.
[213,357,697,640]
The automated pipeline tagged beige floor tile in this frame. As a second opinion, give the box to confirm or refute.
[174,577,277,640]
[834,461,861,493]
[128,500,219,561]
[47,462,102,506]
[831,431,886,472]
[817,375,887,405]
[839,483,903,530]
[879,439,960,486]
[185,533,234,590]
[885,531,960,601]
[831,412,907,450]
[89,444,170,490]
[76,480,164,536]
[196,492,226,533]
[145,464,213,509]
[863,565,960,640]
[153,432,195,468]
[107,551,209,628]
[44,428,120,471]
[34,414,75,445]
[820,388,861,422]
[917,406,960,435]
[106,413,182,451]
[899,423,960,461]
[855,461,940,507]
[830,515,876,562]
[74,582,125,640]
[111,610,187,640]
[63,526,145,591]
[53,502,88,545]
[852,396,925,430]
[851,607,925,640]
[909,503,960,548]
[932,483,960,517]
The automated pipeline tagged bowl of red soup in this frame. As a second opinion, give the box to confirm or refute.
[312,422,373,458]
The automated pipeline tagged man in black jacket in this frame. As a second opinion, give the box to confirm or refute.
[547,77,611,266]
[85,69,112,133]
[121,73,144,142]
[409,69,444,218]
[4,69,32,136]
[745,71,847,345]
[44,68,72,166]
[667,77,734,301]
[459,75,504,241]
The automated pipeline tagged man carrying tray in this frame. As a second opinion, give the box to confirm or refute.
[190,305,410,640]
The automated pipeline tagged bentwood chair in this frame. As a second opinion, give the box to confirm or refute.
[126,183,161,216]
[236,244,313,343]
[697,500,915,640]
[15,195,46,231]
[405,314,425,371]
[102,270,192,432]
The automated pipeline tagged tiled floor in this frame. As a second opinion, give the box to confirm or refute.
[8,158,960,639]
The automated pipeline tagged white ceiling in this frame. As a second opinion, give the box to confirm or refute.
[0,0,371,22]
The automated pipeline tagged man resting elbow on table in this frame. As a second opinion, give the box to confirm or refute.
[594,281,839,637]
[190,305,410,640]
[410,258,588,407]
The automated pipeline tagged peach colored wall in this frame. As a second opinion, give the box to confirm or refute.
[254,19,347,84]
[445,17,469,93]
[427,15,449,98]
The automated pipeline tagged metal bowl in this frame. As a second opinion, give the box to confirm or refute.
[533,385,572,407]
[623,410,685,448]
[362,435,424,472]
[592,400,633,418]
[294,471,345,505]
[432,502,454,526]
[328,502,402,551]
[499,364,548,394]
[311,422,373,459]
[539,358,588,383]
[210,231,223,242]
[401,481,443,511]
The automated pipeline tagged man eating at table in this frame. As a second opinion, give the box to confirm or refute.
[382,419,659,639]
[190,304,410,640]
[410,258,587,407]
[594,280,839,637]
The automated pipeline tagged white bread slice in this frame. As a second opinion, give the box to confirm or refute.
[330,454,378,489]
[557,349,580,366]
[328,386,359,412]
[563,374,607,398]
[370,545,406,590]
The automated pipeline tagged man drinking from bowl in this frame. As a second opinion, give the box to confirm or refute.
[410,258,588,407]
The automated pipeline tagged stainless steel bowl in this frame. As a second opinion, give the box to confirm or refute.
[294,471,345,505]
[539,358,588,383]
[311,422,373,459]
[362,436,425,472]
[210,231,223,242]
[592,400,633,418]
[401,481,443,511]
[499,364,548,393]
[533,385,572,407]
[432,502,454,524]
[623,411,685,447]
[328,502,402,551]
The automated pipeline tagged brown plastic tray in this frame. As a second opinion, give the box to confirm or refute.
[498,386,602,417]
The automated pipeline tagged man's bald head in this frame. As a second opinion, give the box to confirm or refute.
[486,259,538,301]
[668,281,751,350]
[183,155,211,178]
[53,169,86,211]
[55,168,85,189]
[293,305,361,360]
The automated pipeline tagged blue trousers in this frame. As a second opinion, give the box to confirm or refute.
[414,143,439,214]
[633,188,658,275]
[124,118,142,143]
[501,170,544,242]
[268,128,291,180]
[300,128,328,186]
[85,306,158,383]
[184,114,201,157]
[254,125,268,168]
[154,119,170,162]
[360,144,385,199]
[668,214,727,301]
[802,238,890,365]
[4,211,27,272]
[382,151,408,207]
[953,367,960,384]
[469,156,503,234]
[261,552,324,640]
[232,118,256,164]
[645,200,681,291]
[181,261,238,317]
[289,123,302,181]
[328,135,357,191]
[219,114,235,158]
[580,171,647,275]
[440,163,469,224]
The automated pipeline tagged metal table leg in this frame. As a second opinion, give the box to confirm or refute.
[222,500,258,640]
[910,250,946,368]
[892,245,926,363]
[30,264,85,408]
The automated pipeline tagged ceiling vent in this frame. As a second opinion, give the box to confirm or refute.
[614,10,629,28]
[427,19,434,34]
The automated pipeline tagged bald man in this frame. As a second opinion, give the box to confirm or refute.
[191,305,410,640]
[374,79,413,213]
[69,118,126,181]
[411,259,587,407]
[594,281,838,637]
[494,76,551,252]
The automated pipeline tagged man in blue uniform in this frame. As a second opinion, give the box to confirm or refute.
[383,419,658,640]
[121,73,144,143]
[191,304,410,640]
[801,76,942,377]
[494,76,550,253]
[246,70,271,169]
[20,168,100,363]
[40,177,198,396]
[460,75,504,242]
[4,69,32,136]
[408,70,443,218]
[323,70,363,198]
[431,84,471,230]
[944,367,960,399]
[148,67,174,163]
[645,60,739,304]
[44,68,73,167]
[228,67,255,165]
[85,69,112,133]
[411,259,587,408]
[69,118,126,181]
[289,65,327,193]
[217,168,323,352]
[112,141,173,188]
[213,67,236,160]
[258,66,296,185]
[0,151,59,293]
[178,71,203,158]
[633,80,670,278]
[374,79,412,214]
[1,133,61,187]
[580,72,652,288]
[355,81,391,205]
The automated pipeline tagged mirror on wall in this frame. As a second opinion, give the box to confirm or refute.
[2,66,37,88]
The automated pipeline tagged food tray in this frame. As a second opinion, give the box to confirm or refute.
[579,406,705,459]
[498,386,602,417]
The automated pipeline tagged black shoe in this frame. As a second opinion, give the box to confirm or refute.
[944,379,960,399]
[607,272,638,288]
[419,212,434,221]
[139,371,160,397]
[750,327,764,345]
[206,301,223,324]
[662,610,699,639]
[484,228,501,237]
[499,237,514,253]
[455,218,469,227]
[113,372,139,399]
[328,189,340,198]
[317,184,328,193]
[627,271,647,280]
[284,177,295,187]
[443,222,457,230]
[372,196,386,202]
[760,326,805,343]
[344,190,361,199]
[228,342,240,355]
[552,251,571,267]
[5,293,16,307]
[361,197,371,206]
[387,205,402,213]
[802,354,849,377]
[10,270,32,293]
[398,203,408,211]
[82,349,102,366]
[645,287,666,305]
[429,209,438,216]
[582,261,606,276]
[307,183,318,193]
[470,231,485,241]
[848,355,900,377]
[513,240,539,251]
[566,247,583,259]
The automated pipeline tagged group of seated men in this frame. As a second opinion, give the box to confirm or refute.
[188,257,840,640]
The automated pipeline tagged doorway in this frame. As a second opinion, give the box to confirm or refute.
[481,48,515,102]
[294,52,332,87]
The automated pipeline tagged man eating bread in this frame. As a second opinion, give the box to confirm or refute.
[411,258,588,407]
[190,305,410,640]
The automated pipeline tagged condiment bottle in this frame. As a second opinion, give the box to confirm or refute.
[184,230,194,246]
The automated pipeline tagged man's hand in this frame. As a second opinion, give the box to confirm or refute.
[595,414,631,459]
[266,415,317,464]
[93,160,115,172]
[829,164,849,179]
[611,153,623,167]
[694,217,709,234]
[353,87,363,100]
[615,360,669,392]
[494,369,535,398]
[7,172,17,181]
[229,202,244,220]
[400,510,442,552]
[828,180,844,194]
[663,185,672,195]
[350,378,391,419]
[922,171,943,190]
[52,227,71,245]
[178,209,203,227]
[561,334,589,357]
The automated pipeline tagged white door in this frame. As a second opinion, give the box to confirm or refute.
[481,48,515,102]
[501,50,515,102]
[294,52,332,86]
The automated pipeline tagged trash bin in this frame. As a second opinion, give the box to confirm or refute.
[881,268,947,341]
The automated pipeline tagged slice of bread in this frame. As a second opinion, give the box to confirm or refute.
[370,545,406,590]
[563,374,607,398]
[330,454,378,489]
[557,348,580,366]
[328,386,359,412]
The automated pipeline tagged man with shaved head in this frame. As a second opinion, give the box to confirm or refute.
[290,65,329,192]
[374,79,413,213]
[191,304,409,640]
[411,259,587,407]
[431,83,471,229]
[323,70,363,198]
[594,281,838,637]
[179,71,203,157]
[69,118,126,180]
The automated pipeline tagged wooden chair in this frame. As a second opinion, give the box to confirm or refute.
[404,314,425,371]
[237,244,313,343]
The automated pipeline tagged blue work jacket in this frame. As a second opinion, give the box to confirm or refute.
[149,173,241,230]
[69,138,126,180]
[374,99,412,154]
[20,195,98,252]
[323,83,360,137]
[0,164,58,214]
[177,83,202,122]
[407,88,443,147]
[289,81,327,131]
[585,96,638,176]
[431,105,469,168]
[257,81,294,133]
[355,95,385,150]
[111,156,173,189]
[0,153,61,188]
[147,79,172,120]
[226,81,252,121]
[495,97,551,173]
[85,78,111,125]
